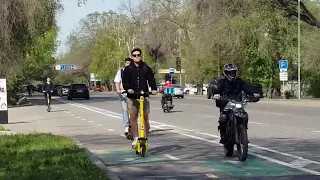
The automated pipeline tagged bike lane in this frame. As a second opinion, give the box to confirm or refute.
[52,99,320,180]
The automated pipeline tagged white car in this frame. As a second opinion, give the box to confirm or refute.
[173,85,184,98]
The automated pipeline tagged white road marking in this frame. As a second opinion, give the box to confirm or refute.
[204,106,213,108]
[290,159,313,168]
[97,124,103,127]
[75,117,80,119]
[273,113,286,116]
[81,118,86,121]
[88,121,94,123]
[163,154,180,160]
[249,121,263,125]
[156,124,167,127]
[66,111,70,113]
[180,103,189,105]
[312,130,320,133]
[152,107,161,110]
[108,129,115,132]
[205,173,219,178]
[71,114,75,116]
[56,99,320,175]
[205,115,215,118]
[121,158,135,161]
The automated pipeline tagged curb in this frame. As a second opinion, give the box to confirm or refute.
[8,103,33,108]
[72,139,121,180]
[0,131,17,135]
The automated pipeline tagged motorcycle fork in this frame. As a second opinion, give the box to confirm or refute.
[231,112,240,144]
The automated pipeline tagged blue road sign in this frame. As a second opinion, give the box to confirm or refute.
[169,67,175,76]
[279,60,288,70]
[59,64,74,70]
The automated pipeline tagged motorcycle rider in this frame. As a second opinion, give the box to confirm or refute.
[159,80,174,108]
[42,78,54,106]
[212,64,259,143]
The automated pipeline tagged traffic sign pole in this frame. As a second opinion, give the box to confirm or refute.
[169,67,175,84]
[279,60,288,99]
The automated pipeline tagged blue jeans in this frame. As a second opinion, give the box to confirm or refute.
[119,94,129,127]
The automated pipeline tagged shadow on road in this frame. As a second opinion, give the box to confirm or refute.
[69,132,320,179]
[250,138,320,164]
[18,93,119,107]
[8,121,30,125]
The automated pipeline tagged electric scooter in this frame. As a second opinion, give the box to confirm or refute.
[123,90,152,157]
[44,91,52,112]
[134,91,150,157]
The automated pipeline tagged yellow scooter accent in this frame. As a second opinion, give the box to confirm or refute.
[135,91,149,157]
[46,93,51,112]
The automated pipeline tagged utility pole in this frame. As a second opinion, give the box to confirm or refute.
[297,0,301,99]
[178,29,182,86]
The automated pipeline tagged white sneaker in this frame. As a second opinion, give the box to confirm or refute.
[124,126,129,133]
[131,137,138,149]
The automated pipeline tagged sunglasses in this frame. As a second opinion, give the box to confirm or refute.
[132,54,141,57]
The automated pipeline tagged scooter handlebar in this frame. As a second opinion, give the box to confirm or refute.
[122,90,152,95]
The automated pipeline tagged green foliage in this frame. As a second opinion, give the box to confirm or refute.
[89,29,127,81]
[24,29,58,80]
[0,0,60,102]
[63,0,320,98]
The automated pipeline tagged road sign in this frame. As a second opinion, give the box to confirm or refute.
[0,79,8,124]
[279,71,288,81]
[279,60,288,70]
[169,67,175,76]
[55,64,75,70]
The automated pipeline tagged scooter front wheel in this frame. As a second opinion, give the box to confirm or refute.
[141,145,146,157]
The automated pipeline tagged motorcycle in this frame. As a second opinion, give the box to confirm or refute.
[215,94,259,161]
[161,94,174,113]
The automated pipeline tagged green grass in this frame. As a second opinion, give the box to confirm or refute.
[0,133,110,180]
[0,125,5,131]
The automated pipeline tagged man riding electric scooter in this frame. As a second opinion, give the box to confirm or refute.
[159,81,174,109]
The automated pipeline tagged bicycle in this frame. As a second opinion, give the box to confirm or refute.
[124,90,152,157]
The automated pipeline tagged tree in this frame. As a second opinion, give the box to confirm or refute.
[0,0,61,104]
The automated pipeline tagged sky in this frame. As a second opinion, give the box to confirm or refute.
[55,0,123,55]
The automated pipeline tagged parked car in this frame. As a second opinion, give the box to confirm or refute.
[36,84,43,92]
[93,85,103,92]
[67,83,90,100]
[173,85,184,98]
[58,85,70,97]
[53,84,62,96]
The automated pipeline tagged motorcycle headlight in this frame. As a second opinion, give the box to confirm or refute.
[225,102,235,109]
[235,103,242,108]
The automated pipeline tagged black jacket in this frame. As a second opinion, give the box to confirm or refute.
[122,61,157,99]
[214,76,254,108]
[42,82,54,93]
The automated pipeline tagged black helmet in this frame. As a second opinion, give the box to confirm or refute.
[223,63,238,81]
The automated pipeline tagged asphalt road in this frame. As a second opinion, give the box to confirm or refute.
[7,92,320,179]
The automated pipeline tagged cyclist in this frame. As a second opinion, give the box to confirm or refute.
[122,48,158,148]
[159,80,174,108]
[114,57,132,136]
[42,78,54,107]
[212,64,259,143]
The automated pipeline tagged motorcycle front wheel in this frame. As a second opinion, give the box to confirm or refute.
[224,124,234,157]
[237,124,248,161]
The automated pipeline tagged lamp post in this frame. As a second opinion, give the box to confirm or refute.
[298,0,301,99]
